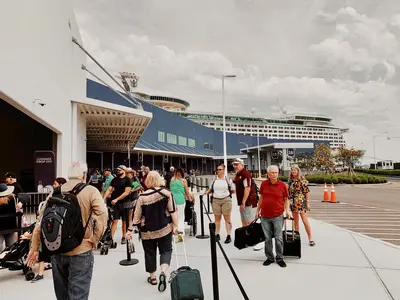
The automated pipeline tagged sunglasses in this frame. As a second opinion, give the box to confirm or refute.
[217,168,223,171]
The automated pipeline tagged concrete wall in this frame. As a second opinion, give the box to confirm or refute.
[0,0,87,177]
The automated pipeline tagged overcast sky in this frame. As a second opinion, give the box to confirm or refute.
[73,0,400,164]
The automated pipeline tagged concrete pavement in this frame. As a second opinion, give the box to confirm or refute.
[1,192,400,300]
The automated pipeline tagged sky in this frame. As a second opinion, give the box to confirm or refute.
[73,0,400,164]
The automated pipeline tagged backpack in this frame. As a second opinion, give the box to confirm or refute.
[251,178,260,202]
[40,183,91,255]
[211,176,232,198]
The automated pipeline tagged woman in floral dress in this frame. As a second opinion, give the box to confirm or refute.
[288,165,315,246]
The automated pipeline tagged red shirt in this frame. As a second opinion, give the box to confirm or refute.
[259,179,288,218]
[234,168,257,207]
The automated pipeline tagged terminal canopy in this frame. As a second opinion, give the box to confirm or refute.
[74,98,152,152]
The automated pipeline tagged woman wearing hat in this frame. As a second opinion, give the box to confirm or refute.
[0,183,17,252]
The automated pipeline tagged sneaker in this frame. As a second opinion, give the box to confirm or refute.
[277,260,287,268]
[224,235,232,244]
[177,234,184,242]
[215,234,220,241]
[263,259,274,266]
[31,275,44,282]
[253,242,264,251]
[121,237,126,245]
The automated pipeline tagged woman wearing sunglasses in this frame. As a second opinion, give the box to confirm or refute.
[204,164,235,244]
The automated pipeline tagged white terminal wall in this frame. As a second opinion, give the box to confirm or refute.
[0,0,87,177]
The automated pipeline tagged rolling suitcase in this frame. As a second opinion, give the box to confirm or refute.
[170,236,204,300]
[282,217,301,258]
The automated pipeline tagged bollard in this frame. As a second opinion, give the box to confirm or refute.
[196,195,209,240]
[209,222,220,300]
[200,177,205,192]
[119,207,139,266]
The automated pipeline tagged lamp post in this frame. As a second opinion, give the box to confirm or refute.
[372,132,388,169]
[222,74,236,176]
[250,111,262,179]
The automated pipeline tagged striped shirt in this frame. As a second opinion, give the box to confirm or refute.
[131,187,176,240]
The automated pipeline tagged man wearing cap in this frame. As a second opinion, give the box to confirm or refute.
[103,165,133,245]
[0,183,17,252]
[4,172,23,195]
[232,158,258,227]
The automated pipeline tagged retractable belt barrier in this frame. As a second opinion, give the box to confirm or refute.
[193,192,249,300]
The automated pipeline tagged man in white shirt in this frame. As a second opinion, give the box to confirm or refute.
[204,164,235,244]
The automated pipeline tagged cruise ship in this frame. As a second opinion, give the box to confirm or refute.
[135,93,348,149]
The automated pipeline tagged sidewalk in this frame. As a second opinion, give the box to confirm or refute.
[1,195,400,300]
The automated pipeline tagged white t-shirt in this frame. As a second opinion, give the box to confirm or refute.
[210,176,235,199]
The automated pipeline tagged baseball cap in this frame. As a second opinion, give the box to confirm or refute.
[117,165,127,171]
[125,167,133,173]
[232,158,244,165]
[4,172,16,179]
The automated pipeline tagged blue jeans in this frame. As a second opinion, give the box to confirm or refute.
[260,215,284,262]
[51,250,94,300]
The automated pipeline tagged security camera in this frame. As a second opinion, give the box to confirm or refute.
[38,102,46,107]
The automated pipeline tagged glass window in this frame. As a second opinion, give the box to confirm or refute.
[158,131,165,142]
[167,133,177,144]
[178,136,187,146]
[188,138,196,148]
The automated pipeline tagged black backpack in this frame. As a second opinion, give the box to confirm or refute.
[40,183,91,255]
[251,178,260,202]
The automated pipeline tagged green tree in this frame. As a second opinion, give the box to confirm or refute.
[295,152,315,174]
[314,144,335,174]
[335,146,365,175]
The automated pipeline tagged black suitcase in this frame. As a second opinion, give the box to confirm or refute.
[170,237,204,300]
[282,217,301,258]
[234,219,265,250]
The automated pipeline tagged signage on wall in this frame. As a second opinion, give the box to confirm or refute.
[287,148,295,157]
[34,151,55,192]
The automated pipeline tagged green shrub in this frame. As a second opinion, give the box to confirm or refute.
[300,174,384,184]
[361,177,368,184]
[331,177,339,184]
[354,177,362,184]
[368,177,376,183]
[279,176,288,182]
[355,169,400,176]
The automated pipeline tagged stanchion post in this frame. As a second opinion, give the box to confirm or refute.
[209,222,220,300]
[196,195,209,240]
[205,193,213,215]
[119,207,139,266]
[196,178,200,193]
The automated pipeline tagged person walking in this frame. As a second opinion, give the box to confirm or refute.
[126,171,178,293]
[288,165,314,246]
[256,165,292,268]
[169,167,192,241]
[204,164,235,243]
[0,183,17,252]
[27,161,107,300]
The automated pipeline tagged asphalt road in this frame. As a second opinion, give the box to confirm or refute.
[308,183,400,246]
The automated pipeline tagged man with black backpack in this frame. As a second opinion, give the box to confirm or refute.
[27,161,107,300]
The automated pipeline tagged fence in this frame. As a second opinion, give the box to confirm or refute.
[23,192,49,225]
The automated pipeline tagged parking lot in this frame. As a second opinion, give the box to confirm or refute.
[308,183,400,246]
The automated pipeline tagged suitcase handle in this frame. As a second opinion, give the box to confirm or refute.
[283,216,295,241]
[173,233,189,269]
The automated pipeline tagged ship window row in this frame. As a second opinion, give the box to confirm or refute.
[158,131,196,148]
[199,122,339,132]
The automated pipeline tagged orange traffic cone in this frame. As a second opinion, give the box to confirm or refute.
[329,183,339,203]
[321,183,329,202]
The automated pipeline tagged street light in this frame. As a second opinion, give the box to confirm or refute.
[372,132,388,169]
[250,111,262,179]
[222,74,236,176]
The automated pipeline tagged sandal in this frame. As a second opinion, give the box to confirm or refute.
[147,277,157,285]
[309,241,315,247]
[158,272,167,292]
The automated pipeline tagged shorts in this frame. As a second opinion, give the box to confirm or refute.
[212,197,232,216]
[38,251,51,263]
[111,201,134,221]
[240,206,257,224]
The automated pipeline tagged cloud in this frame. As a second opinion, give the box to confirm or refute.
[73,1,400,163]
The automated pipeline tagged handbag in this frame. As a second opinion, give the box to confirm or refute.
[234,219,265,250]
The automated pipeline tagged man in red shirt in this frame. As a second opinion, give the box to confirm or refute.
[255,165,292,268]
[232,158,257,227]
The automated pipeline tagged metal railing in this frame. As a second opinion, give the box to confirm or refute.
[23,192,49,225]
